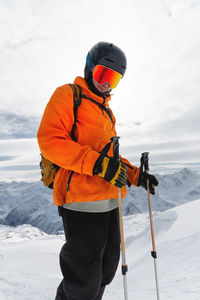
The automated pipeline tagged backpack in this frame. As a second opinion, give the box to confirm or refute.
[40,84,114,189]
[40,84,82,189]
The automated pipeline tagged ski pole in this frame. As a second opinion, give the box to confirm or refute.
[140,152,160,300]
[112,136,128,300]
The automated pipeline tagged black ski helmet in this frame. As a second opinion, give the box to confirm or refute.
[86,42,127,77]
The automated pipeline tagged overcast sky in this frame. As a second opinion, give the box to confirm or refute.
[0,0,200,181]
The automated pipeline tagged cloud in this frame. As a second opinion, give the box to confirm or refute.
[0,112,40,139]
[0,0,199,181]
[0,156,15,161]
[1,165,38,171]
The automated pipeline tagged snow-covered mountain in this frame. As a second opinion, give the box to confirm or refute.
[0,181,62,234]
[0,168,200,235]
[1,198,200,299]
[124,167,200,214]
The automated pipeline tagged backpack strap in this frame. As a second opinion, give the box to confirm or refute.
[69,84,82,142]
[81,94,113,124]
[66,84,82,192]
[66,85,113,192]
[69,85,114,141]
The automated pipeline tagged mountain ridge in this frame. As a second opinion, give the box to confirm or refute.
[1,168,199,234]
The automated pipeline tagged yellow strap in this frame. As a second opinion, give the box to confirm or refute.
[97,157,109,178]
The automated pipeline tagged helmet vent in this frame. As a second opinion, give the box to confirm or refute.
[105,58,114,63]
[121,65,126,69]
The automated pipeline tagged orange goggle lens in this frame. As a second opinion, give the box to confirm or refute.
[93,65,122,89]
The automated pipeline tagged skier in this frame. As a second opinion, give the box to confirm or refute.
[37,42,158,300]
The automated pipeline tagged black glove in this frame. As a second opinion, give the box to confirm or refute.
[93,156,128,189]
[138,171,159,194]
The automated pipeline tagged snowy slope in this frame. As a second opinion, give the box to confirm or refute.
[0,225,64,300]
[110,199,200,300]
[0,168,200,234]
[0,199,200,299]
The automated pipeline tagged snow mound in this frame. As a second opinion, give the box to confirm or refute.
[160,198,200,241]
[107,199,200,299]
[124,198,200,256]
[0,224,46,244]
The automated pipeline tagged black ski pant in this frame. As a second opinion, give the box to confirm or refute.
[55,206,120,300]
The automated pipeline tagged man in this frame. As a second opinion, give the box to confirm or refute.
[37,42,158,300]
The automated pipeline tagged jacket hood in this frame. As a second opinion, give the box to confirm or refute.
[74,76,111,106]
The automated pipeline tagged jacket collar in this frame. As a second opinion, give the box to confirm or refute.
[74,76,111,106]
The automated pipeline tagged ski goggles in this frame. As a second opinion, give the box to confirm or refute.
[92,65,122,89]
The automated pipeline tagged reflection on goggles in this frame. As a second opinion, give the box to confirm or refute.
[93,65,122,89]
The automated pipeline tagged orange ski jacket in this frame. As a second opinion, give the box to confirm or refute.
[37,76,140,206]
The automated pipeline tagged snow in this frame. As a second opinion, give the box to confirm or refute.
[121,200,200,299]
[161,200,200,241]
[1,199,200,299]
[0,231,63,300]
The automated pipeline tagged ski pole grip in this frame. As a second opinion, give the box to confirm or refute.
[141,152,149,172]
[111,136,120,160]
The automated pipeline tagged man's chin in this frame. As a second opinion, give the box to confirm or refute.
[96,85,110,93]
[98,87,107,93]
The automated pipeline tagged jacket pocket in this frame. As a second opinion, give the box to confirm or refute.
[53,168,70,205]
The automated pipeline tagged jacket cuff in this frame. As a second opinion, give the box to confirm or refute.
[128,166,140,186]
[81,150,100,176]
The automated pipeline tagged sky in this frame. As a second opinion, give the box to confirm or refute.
[0,0,200,181]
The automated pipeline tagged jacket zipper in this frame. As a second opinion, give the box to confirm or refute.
[66,171,74,192]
